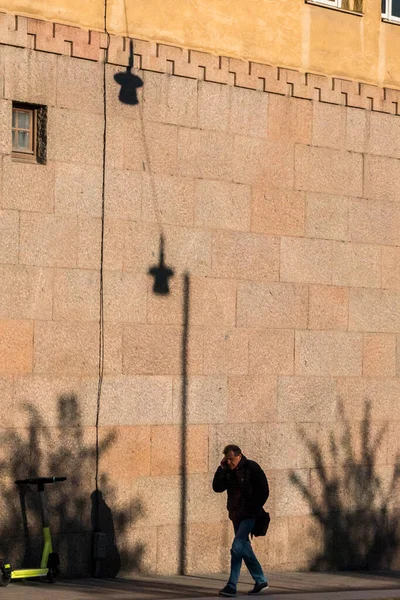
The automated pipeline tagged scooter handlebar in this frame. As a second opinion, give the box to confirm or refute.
[15,477,67,485]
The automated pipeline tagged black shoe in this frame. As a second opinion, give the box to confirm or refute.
[248,580,269,595]
[219,584,237,597]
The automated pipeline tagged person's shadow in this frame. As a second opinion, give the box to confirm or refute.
[114,39,143,106]
[91,490,121,577]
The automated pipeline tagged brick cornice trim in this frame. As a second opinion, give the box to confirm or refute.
[1,11,400,115]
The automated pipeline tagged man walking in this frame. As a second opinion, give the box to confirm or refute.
[213,445,269,597]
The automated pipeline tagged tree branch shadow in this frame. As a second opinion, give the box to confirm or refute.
[290,400,400,571]
[0,393,146,578]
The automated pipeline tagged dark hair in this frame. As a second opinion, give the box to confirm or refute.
[223,444,242,456]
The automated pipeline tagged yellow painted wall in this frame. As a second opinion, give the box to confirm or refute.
[1,0,400,88]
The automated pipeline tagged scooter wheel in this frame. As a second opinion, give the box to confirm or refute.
[0,572,11,586]
[46,567,59,584]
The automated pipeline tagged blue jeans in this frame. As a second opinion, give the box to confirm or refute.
[228,518,266,589]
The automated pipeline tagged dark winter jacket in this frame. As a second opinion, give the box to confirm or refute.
[212,455,269,523]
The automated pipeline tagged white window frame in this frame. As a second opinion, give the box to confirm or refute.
[313,0,342,8]
[382,0,400,22]
[311,0,342,7]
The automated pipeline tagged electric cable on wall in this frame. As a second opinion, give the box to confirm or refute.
[94,0,111,531]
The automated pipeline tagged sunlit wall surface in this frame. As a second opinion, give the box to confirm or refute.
[0,0,400,88]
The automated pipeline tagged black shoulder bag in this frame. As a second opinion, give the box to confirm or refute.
[252,509,270,537]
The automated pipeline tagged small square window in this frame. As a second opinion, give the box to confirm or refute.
[11,102,47,164]
[12,107,34,155]
[382,0,400,20]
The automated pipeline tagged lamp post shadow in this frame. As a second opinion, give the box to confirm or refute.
[148,235,189,574]
[114,39,143,106]
[179,272,190,575]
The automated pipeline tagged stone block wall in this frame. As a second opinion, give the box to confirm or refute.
[0,12,400,576]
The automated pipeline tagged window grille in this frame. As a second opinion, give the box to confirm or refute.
[11,102,47,164]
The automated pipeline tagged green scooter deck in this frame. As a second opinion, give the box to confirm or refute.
[11,568,48,579]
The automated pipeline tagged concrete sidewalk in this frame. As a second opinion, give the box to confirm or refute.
[1,571,400,600]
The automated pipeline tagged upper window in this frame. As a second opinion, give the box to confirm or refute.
[382,0,400,21]
[317,0,342,6]
[306,0,363,12]
[11,102,47,164]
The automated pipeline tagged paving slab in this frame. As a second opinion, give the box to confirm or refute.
[0,571,399,600]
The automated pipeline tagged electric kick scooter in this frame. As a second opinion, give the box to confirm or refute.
[0,476,67,586]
